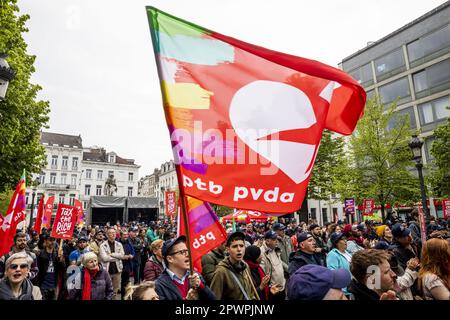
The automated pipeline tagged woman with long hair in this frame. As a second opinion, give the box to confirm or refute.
[418,238,450,300]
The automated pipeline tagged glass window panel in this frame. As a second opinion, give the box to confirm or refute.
[375,48,405,76]
[408,25,450,62]
[418,102,434,125]
[387,107,416,130]
[433,96,450,120]
[413,71,428,92]
[379,77,410,104]
[427,59,450,88]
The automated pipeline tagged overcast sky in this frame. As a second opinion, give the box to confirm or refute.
[18,0,446,178]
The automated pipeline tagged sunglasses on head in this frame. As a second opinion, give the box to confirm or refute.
[9,263,28,270]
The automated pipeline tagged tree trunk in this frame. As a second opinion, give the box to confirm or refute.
[380,203,386,222]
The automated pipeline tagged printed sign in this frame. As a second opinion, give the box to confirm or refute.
[50,203,78,240]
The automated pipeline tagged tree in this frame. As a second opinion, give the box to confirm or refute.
[336,95,420,221]
[308,130,346,201]
[428,113,450,198]
[0,0,50,193]
[210,203,233,218]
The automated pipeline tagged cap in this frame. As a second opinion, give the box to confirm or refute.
[287,265,352,300]
[330,232,345,245]
[392,223,411,238]
[77,236,88,242]
[272,223,286,231]
[42,234,55,241]
[264,230,278,240]
[31,231,38,236]
[297,232,313,244]
[226,231,246,246]
[161,235,187,257]
[374,241,390,250]
[308,224,320,231]
[342,224,353,236]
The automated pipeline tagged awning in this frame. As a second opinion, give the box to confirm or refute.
[90,196,126,208]
[127,197,159,209]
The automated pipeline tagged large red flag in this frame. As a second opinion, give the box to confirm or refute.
[0,172,27,257]
[41,196,55,231]
[147,7,366,213]
[33,195,45,234]
[178,196,227,272]
[74,199,84,228]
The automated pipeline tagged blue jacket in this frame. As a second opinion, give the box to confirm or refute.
[326,248,350,271]
[155,269,216,300]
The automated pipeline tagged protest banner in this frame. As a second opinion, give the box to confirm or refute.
[50,203,78,240]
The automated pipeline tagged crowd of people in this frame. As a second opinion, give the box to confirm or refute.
[0,212,449,301]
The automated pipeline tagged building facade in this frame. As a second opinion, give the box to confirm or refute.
[25,132,140,222]
[156,160,178,218]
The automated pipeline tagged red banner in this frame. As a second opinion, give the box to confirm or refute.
[74,199,84,227]
[147,8,366,213]
[417,206,427,245]
[178,196,227,272]
[362,199,375,216]
[165,191,177,217]
[33,196,45,234]
[443,199,450,219]
[50,204,78,240]
[41,196,55,230]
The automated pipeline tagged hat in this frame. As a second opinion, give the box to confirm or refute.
[374,241,390,250]
[392,223,410,238]
[330,232,345,245]
[356,223,366,232]
[161,235,187,257]
[297,232,313,244]
[226,231,246,246]
[31,231,38,236]
[272,223,286,231]
[264,230,278,240]
[375,225,387,237]
[342,224,352,236]
[308,224,319,231]
[287,265,351,300]
[129,227,139,232]
[77,236,88,242]
[337,220,344,225]
[42,234,55,241]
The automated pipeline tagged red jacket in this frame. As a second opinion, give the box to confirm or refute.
[143,255,164,281]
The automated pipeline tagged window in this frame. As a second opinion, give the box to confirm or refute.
[85,184,91,196]
[69,194,76,206]
[349,63,373,87]
[86,169,92,179]
[71,174,77,186]
[387,107,417,130]
[128,172,134,182]
[128,187,133,197]
[310,208,317,220]
[59,194,65,204]
[96,185,102,196]
[40,173,45,185]
[26,193,30,205]
[332,208,338,221]
[366,90,375,101]
[83,201,88,209]
[51,155,58,168]
[407,25,450,67]
[109,155,115,163]
[418,96,450,126]
[413,59,450,98]
[97,170,103,180]
[425,137,435,162]
[62,156,68,169]
[108,171,114,178]
[322,208,328,224]
[72,157,78,170]
[61,173,67,185]
[379,77,410,105]
[374,48,406,81]
[50,173,57,184]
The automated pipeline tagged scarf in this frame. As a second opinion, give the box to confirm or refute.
[245,260,269,300]
[82,267,99,300]
[0,278,34,300]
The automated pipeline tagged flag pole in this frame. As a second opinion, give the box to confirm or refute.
[174,167,194,275]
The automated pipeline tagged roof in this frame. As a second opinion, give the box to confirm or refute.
[83,148,136,165]
[40,131,82,148]
[341,1,450,63]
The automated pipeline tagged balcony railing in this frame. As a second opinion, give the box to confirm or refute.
[44,183,76,190]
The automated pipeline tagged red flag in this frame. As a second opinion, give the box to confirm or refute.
[50,203,78,240]
[165,191,177,217]
[33,196,45,234]
[41,196,55,231]
[443,199,450,219]
[0,172,27,257]
[362,199,375,216]
[74,199,84,228]
[417,206,427,245]
[178,196,227,272]
[146,7,366,213]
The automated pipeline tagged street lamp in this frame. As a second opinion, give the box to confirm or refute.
[0,53,15,101]
[408,135,430,221]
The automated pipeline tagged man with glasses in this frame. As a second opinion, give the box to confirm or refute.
[155,236,216,300]
[0,252,42,300]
